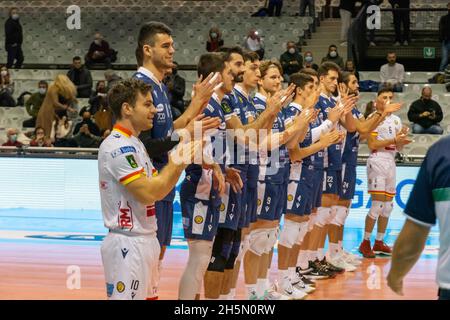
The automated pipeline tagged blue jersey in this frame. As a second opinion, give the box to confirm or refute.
[253,93,289,184]
[133,67,174,201]
[316,93,341,171]
[342,108,364,167]
[183,94,227,207]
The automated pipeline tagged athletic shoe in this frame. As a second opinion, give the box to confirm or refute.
[248,290,259,300]
[342,250,362,266]
[319,258,345,274]
[291,273,316,294]
[329,256,357,272]
[298,272,316,287]
[260,286,290,300]
[277,279,308,300]
[303,261,332,280]
[373,240,392,256]
[359,239,376,258]
[296,266,313,275]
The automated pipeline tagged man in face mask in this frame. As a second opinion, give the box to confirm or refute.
[85,32,113,68]
[407,87,444,134]
[5,8,24,69]
[321,45,344,69]
[280,41,303,82]
[206,27,224,52]
[23,81,48,128]
[303,51,318,71]
[2,128,23,147]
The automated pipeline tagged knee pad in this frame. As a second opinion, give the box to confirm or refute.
[327,206,338,224]
[381,201,394,218]
[295,222,309,245]
[315,207,332,227]
[225,253,238,270]
[368,201,384,220]
[188,240,213,279]
[212,228,234,260]
[236,234,250,262]
[331,206,348,226]
[278,219,301,249]
[308,213,317,231]
[265,227,279,253]
[248,228,270,256]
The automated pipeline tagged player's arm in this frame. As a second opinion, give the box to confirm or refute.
[355,103,402,135]
[288,129,341,162]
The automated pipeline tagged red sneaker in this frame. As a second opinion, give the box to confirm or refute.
[373,240,392,256]
[359,239,375,258]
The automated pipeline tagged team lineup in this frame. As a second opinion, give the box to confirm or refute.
[97,21,412,300]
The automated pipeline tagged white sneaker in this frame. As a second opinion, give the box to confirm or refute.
[342,251,362,266]
[277,279,308,300]
[291,275,316,294]
[329,256,357,272]
[261,285,290,300]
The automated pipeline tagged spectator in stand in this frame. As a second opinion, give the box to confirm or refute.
[104,70,122,92]
[303,51,319,70]
[73,123,102,148]
[407,87,444,135]
[439,2,450,72]
[73,107,100,137]
[23,80,48,128]
[29,126,53,147]
[268,0,283,16]
[67,56,93,98]
[339,0,356,47]
[85,32,114,69]
[299,0,315,19]
[389,0,410,46]
[380,51,405,92]
[2,128,22,147]
[36,74,77,140]
[0,66,16,107]
[206,27,224,52]
[344,59,360,81]
[163,62,185,119]
[4,7,23,69]
[243,28,265,59]
[88,80,108,115]
[280,41,303,82]
[50,114,78,147]
[321,44,345,68]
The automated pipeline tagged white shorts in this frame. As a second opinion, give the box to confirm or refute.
[367,155,396,197]
[101,232,160,300]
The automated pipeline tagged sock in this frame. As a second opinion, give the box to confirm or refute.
[228,288,236,300]
[338,240,343,251]
[310,250,318,262]
[297,250,309,270]
[329,242,340,259]
[278,269,289,287]
[376,232,384,241]
[219,294,228,300]
[246,284,257,298]
[317,248,325,261]
[265,278,271,291]
[256,279,266,297]
[288,267,296,282]
[364,232,371,240]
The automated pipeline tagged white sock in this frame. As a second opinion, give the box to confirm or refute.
[329,242,340,259]
[278,269,290,287]
[338,240,343,251]
[364,232,371,240]
[288,267,296,281]
[317,248,325,261]
[256,279,266,297]
[246,284,257,298]
[297,250,309,270]
[265,278,271,291]
[228,288,236,300]
[376,232,384,241]
[309,250,318,261]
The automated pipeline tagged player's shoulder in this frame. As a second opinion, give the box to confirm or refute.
[428,135,450,161]
[99,132,136,155]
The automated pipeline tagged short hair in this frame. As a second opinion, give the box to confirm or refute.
[9,7,17,15]
[107,79,152,120]
[318,61,341,77]
[73,56,81,62]
[377,85,394,96]
[218,46,244,62]
[422,86,432,94]
[38,80,48,87]
[259,60,283,79]
[243,50,260,63]
[300,67,318,78]
[289,72,314,90]
[135,21,172,67]
[197,53,226,79]
[387,51,396,56]
[340,71,354,84]
[329,44,337,50]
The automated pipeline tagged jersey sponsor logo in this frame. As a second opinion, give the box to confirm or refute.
[287,194,294,202]
[111,146,137,158]
[118,201,134,230]
[112,133,121,139]
[116,281,125,293]
[126,155,138,169]
[194,215,204,224]
[221,101,232,114]
[257,199,262,206]
[106,283,114,297]
[156,104,165,112]
[220,203,225,212]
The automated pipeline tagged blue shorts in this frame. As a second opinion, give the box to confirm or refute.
[323,170,342,195]
[311,169,324,209]
[339,163,357,200]
[155,200,173,247]
[246,184,258,224]
[256,181,286,221]
[286,164,314,216]
[181,198,219,241]
[218,183,243,231]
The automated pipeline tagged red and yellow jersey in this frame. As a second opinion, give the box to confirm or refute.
[98,124,157,235]
[368,113,402,159]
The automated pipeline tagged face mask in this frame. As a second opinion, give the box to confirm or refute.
[210,33,217,38]
[38,88,46,95]
[305,56,313,63]
[10,134,17,142]
[12,14,19,20]
[329,51,337,58]
[1,71,7,77]
[288,48,296,54]
[94,39,101,45]
[98,92,107,97]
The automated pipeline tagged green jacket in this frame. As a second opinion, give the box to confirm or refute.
[25,92,45,118]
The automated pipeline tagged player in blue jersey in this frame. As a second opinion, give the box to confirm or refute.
[178,53,243,300]
[133,21,221,299]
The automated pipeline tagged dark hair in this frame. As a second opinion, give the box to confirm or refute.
[135,21,172,67]
[289,72,314,90]
[340,71,354,85]
[107,79,152,120]
[197,53,226,79]
[377,85,394,96]
[218,46,244,62]
[364,101,375,119]
[34,126,45,135]
[329,44,337,50]
[243,50,259,63]
[9,7,18,15]
[73,56,81,62]
[318,61,341,77]
[38,80,48,87]
[259,60,283,79]
[300,67,318,78]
